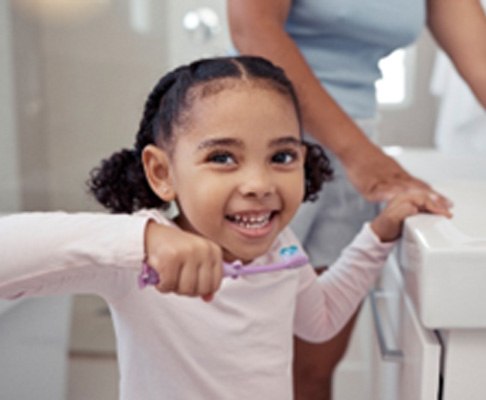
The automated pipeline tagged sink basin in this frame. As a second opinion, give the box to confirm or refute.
[389,148,486,329]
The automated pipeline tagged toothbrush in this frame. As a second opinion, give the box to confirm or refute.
[222,253,308,279]
[138,249,309,289]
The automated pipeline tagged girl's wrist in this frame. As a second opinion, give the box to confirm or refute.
[370,218,400,243]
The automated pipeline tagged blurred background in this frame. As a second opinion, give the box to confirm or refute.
[0,0,445,216]
[0,1,481,400]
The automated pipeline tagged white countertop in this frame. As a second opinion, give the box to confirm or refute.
[390,147,486,329]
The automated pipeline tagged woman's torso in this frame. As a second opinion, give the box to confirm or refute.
[286,0,426,118]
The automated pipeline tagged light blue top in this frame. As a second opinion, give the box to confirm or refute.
[286,0,426,118]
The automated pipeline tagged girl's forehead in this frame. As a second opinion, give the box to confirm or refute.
[187,84,296,126]
[173,84,300,147]
[189,81,295,114]
[190,78,290,103]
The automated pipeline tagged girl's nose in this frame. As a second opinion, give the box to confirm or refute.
[238,168,276,199]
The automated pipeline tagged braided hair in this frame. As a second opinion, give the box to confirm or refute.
[88,56,333,213]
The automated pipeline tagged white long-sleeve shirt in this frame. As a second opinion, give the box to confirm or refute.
[0,210,394,399]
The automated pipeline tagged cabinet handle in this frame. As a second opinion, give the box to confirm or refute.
[369,290,403,362]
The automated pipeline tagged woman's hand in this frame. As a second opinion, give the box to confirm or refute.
[370,190,453,242]
[144,221,223,301]
[343,144,452,206]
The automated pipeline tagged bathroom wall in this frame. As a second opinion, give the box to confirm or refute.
[2,0,171,212]
[0,1,21,212]
[1,0,231,213]
[10,2,51,211]
[39,1,172,211]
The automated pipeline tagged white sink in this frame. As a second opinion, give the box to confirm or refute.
[389,148,486,329]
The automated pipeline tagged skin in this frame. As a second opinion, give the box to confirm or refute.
[141,80,452,302]
[427,0,486,108]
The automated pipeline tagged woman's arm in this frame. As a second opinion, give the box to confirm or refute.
[428,0,486,108]
[227,0,437,202]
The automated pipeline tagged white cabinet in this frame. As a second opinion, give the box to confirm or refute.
[369,256,441,400]
[335,254,442,400]
[361,149,486,400]
[441,330,486,400]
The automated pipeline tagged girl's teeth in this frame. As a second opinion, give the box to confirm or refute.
[230,213,271,228]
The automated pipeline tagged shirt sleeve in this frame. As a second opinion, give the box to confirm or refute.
[0,211,151,301]
[293,223,395,342]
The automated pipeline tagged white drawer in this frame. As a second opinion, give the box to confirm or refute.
[370,257,442,400]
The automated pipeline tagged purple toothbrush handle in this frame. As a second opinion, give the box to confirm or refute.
[138,261,160,289]
[138,253,309,288]
[223,254,308,279]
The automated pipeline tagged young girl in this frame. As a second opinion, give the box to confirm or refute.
[0,56,450,399]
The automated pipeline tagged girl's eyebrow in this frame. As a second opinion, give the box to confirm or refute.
[269,136,303,147]
[196,135,302,151]
[197,138,244,150]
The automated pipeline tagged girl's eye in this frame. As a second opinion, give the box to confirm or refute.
[272,150,298,164]
[207,151,236,165]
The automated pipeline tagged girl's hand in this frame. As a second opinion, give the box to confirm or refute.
[370,190,453,242]
[144,221,223,301]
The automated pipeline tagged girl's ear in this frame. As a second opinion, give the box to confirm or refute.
[142,144,176,202]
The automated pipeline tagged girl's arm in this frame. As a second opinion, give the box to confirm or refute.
[227,0,439,202]
[428,0,486,108]
[294,191,451,342]
[293,223,393,342]
[0,212,223,302]
[0,212,149,300]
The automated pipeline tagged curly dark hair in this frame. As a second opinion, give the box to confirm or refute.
[88,55,333,213]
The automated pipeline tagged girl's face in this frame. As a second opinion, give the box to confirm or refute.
[168,83,305,263]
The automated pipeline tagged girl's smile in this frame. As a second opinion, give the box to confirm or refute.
[166,83,306,263]
[225,210,277,238]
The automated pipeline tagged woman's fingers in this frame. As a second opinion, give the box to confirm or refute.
[395,189,453,218]
[422,191,454,215]
[368,175,453,215]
